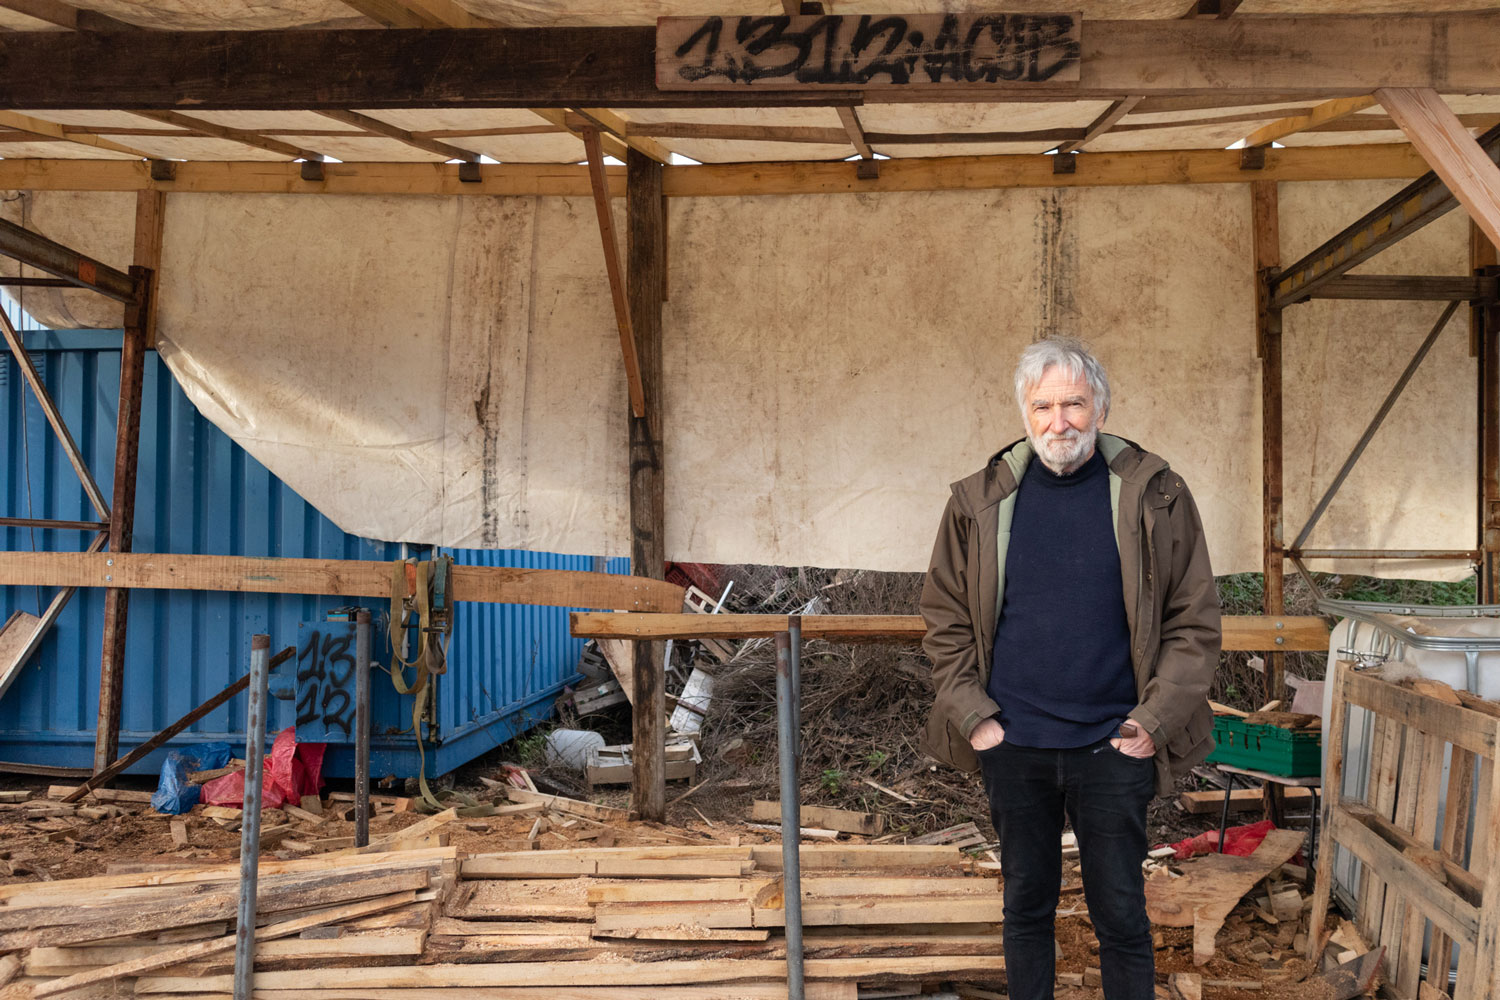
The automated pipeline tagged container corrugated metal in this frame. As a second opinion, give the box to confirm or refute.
[0,330,628,778]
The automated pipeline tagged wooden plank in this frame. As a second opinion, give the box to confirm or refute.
[29,891,418,997]
[1307,660,1348,960]
[1057,96,1141,154]
[133,111,320,160]
[626,145,667,823]
[0,111,156,159]
[1178,786,1314,815]
[580,128,645,420]
[749,844,964,870]
[317,110,479,162]
[132,188,165,349]
[0,0,133,30]
[2,16,1497,111]
[835,107,872,159]
[0,145,1432,202]
[585,876,991,904]
[1243,95,1380,148]
[1465,749,1500,1000]
[657,14,1081,91]
[505,787,631,823]
[1342,669,1500,758]
[571,613,1327,650]
[750,801,885,836]
[1359,709,1406,942]
[1395,732,1447,997]
[1427,745,1477,991]
[136,956,1008,991]
[335,0,496,29]
[0,553,684,613]
[1329,802,1480,946]
[1380,88,1500,254]
[136,986,860,1000]
[0,610,43,700]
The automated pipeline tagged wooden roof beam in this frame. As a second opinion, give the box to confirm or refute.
[0,0,133,30]
[317,109,479,161]
[133,110,325,161]
[579,128,646,420]
[1379,88,1500,257]
[837,107,873,160]
[571,108,670,164]
[1056,97,1140,154]
[0,111,153,159]
[4,17,1497,109]
[334,0,496,29]
[1242,95,1380,149]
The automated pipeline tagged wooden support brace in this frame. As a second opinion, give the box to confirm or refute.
[581,128,646,419]
[1379,88,1500,255]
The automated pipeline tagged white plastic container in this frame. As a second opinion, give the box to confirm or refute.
[1320,600,1500,981]
[543,729,606,770]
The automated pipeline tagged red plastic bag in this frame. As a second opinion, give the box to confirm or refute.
[200,727,326,809]
[1160,819,1276,861]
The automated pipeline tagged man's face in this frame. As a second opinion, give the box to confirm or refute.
[1023,365,1103,475]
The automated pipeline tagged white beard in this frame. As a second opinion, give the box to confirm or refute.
[1030,422,1099,475]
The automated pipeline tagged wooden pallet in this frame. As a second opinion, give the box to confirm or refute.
[1308,662,1500,1000]
[586,740,701,789]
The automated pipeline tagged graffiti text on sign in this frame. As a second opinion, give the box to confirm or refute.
[295,627,356,738]
[657,14,1081,89]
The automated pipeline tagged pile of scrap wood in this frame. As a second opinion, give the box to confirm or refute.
[2,843,1002,1000]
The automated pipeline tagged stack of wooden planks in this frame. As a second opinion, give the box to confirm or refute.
[3,844,1004,1000]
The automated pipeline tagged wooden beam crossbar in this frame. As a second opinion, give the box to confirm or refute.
[580,129,647,419]
[1273,122,1500,307]
[0,552,686,612]
[317,110,478,162]
[1380,87,1500,258]
[1,17,1497,110]
[570,612,1330,651]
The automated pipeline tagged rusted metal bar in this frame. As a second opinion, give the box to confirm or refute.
[233,634,272,1000]
[0,517,108,531]
[1292,549,1480,560]
[1306,274,1497,301]
[92,266,151,774]
[1290,300,1462,553]
[1273,122,1500,308]
[354,609,372,848]
[0,216,136,302]
[0,277,76,288]
[0,307,112,520]
[775,624,805,1000]
[1478,253,1500,602]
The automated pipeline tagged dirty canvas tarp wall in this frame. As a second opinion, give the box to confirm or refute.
[1,182,1477,579]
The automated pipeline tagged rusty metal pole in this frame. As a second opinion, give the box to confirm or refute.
[354,609,372,848]
[233,634,272,1000]
[1254,178,1285,702]
[1475,220,1500,601]
[93,266,151,774]
[775,625,804,1000]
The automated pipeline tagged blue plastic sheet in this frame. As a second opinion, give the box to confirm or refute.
[151,741,235,815]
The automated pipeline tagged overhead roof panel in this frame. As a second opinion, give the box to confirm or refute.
[0,141,139,159]
[94,135,289,160]
[273,135,450,161]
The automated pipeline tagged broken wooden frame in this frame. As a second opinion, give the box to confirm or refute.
[1257,119,1500,701]
[1308,661,1500,1000]
[0,215,153,773]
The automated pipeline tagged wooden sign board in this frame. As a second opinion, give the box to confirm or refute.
[657,13,1081,90]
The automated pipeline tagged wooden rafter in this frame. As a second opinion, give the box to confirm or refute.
[317,110,479,162]
[4,18,1497,109]
[0,111,153,159]
[837,107,873,159]
[133,111,324,161]
[534,108,628,161]
[0,0,131,30]
[580,129,647,419]
[571,109,670,164]
[334,0,496,29]
[0,143,1434,199]
[1056,97,1141,154]
[1242,95,1380,149]
[1378,88,1500,254]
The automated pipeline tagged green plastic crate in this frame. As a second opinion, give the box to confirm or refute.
[1205,716,1322,777]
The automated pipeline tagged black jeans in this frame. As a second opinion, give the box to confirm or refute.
[976,738,1156,1000]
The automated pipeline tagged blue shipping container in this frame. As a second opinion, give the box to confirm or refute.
[0,329,628,779]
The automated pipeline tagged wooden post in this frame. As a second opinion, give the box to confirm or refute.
[1476,221,1500,602]
[92,263,150,774]
[1253,180,1285,700]
[626,147,667,821]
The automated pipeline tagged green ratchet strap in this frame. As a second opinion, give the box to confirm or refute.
[388,556,454,811]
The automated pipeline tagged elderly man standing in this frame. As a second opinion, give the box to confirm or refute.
[919,336,1221,1000]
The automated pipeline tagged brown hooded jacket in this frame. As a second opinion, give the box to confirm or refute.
[919,433,1221,796]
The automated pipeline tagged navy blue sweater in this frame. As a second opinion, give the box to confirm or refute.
[986,449,1137,748]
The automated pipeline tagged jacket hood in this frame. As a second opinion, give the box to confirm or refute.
[949,433,1168,517]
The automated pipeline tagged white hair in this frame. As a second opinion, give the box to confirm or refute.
[1013,336,1111,424]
